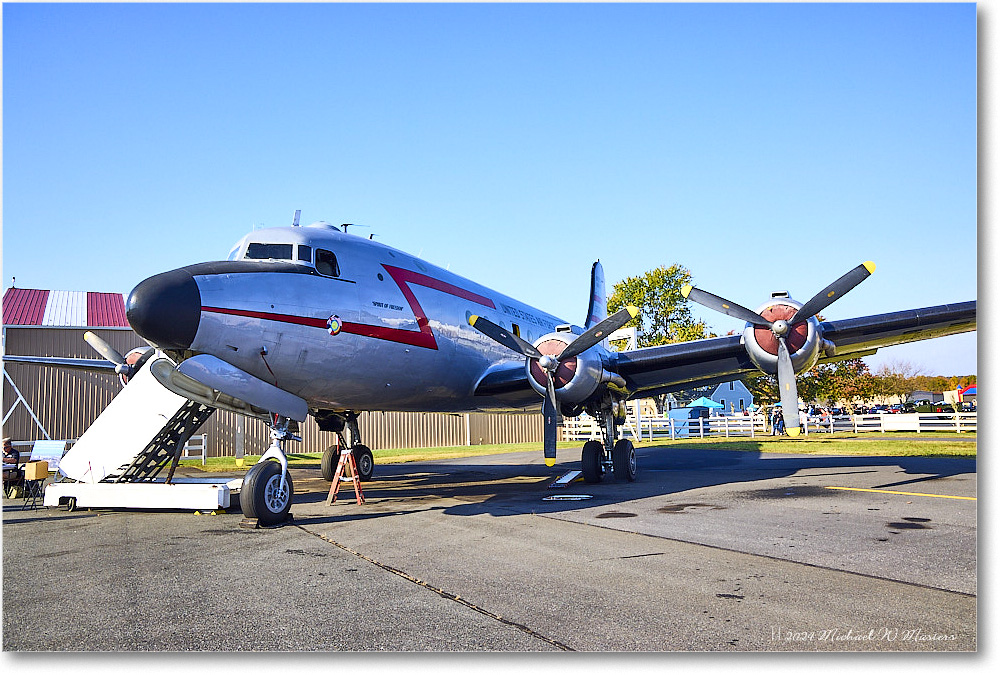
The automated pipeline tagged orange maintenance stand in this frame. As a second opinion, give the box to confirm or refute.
[325,447,365,506]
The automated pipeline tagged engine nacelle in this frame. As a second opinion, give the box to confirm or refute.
[742,296,826,376]
[525,331,621,405]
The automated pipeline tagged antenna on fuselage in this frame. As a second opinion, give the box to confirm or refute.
[341,223,352,233]
[292,209,301,227]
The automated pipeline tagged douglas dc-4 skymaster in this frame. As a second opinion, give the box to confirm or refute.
[11,214,976,525]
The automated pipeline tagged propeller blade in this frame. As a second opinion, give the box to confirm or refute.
[84,331,127,366]
[790,262,875,324]
[468,315,542,359]
[542,373,559,466]
[681,285,769,326]
[558,305,639,361]
[776,337,801,437]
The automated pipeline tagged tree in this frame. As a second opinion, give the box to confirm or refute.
[607,264,712,347]
[873,359,923,404]
[744,373,778,407]
[826,358,878,412]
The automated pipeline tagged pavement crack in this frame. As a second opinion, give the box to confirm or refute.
[294,524,574,651]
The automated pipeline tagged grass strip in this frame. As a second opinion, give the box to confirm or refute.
[181,433,974,472]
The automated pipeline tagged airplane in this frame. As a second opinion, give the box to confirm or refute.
[5,215,977,525]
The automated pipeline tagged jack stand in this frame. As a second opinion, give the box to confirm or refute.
[325,446,365,506]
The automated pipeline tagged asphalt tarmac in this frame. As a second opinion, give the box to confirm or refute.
[2,445,977,651]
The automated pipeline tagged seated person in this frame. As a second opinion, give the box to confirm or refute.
[3,437,24,488]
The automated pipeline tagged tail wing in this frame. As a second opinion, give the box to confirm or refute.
[586,260,607,329]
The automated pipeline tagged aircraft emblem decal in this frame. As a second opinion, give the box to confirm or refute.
[326,315,342,336]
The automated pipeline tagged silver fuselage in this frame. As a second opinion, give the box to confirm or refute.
[185,224,567,413]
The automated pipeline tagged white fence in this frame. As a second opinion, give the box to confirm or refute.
[11,434,209,465]
[561,412,977,442]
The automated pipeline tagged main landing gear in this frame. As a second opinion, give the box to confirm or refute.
[240,416,299,526]
[579,399,637,484]
[317,412,374,483]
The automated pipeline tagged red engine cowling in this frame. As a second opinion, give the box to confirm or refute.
[742,299,824,376]
[524,332,617,404]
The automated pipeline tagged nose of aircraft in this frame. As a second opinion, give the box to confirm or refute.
[126,268,202,350]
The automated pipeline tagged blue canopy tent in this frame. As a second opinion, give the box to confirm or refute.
[689,396,723,408]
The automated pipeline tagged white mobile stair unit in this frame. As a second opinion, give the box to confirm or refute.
[43,358,238,512]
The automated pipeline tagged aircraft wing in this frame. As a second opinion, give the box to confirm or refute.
[611,300,976,399]
[475,300,976,404]
[812,300,976,356]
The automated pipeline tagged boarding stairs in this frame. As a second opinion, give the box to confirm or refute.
[57,357,214,483]
[104,400,216,483]
[45,358,237,511]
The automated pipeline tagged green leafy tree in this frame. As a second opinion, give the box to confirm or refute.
[744,373,778,407]
[607,264,712,347]
[826,358,878,412]
[873,360,923,404]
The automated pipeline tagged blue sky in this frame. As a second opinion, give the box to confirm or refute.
[2,2,980,376]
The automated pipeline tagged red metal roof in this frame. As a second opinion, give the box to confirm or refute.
[2,288,49,326]
[3,288,129,327]
[87,292,129,327]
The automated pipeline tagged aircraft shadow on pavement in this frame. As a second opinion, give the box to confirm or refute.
[291,444,975,522]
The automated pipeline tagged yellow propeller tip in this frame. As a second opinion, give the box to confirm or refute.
[544,458,556,467]
[787,427,801,437]
[864,261,876,274]
[681,284,693,298]
[468,314,479,326]
[626,305,640,318]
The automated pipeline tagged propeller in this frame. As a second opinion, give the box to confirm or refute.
[682,262,875,436]
[469,305,639,465]
[84,331,153,382]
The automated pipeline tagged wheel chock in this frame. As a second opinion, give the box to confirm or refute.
[239,513,293,529]
[548,470,583,489]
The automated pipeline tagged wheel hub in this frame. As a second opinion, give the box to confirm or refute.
[263,473,290,513]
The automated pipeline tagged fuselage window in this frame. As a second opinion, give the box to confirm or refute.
[316,249,340,277]
[246,243,293,260]
[298,245,313,263]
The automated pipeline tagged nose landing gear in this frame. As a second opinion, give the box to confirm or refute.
[240,417,299,526]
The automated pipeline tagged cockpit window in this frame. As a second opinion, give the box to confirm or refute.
[316,249,340,277]
[245,243,294,260]
[298,245,312,263]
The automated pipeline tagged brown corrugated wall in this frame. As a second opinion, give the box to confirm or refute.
[2,326,543,454]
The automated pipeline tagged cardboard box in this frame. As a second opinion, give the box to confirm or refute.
[24,461,48,481]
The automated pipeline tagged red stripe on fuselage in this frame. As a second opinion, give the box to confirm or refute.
[200,267,495,350]
[201,306,438,349]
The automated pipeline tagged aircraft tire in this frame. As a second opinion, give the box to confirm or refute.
[612,439,637,482]
[321,444,341,482]
[240,461,294,526]
[581,440,603,483]
[354,445,375,482]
